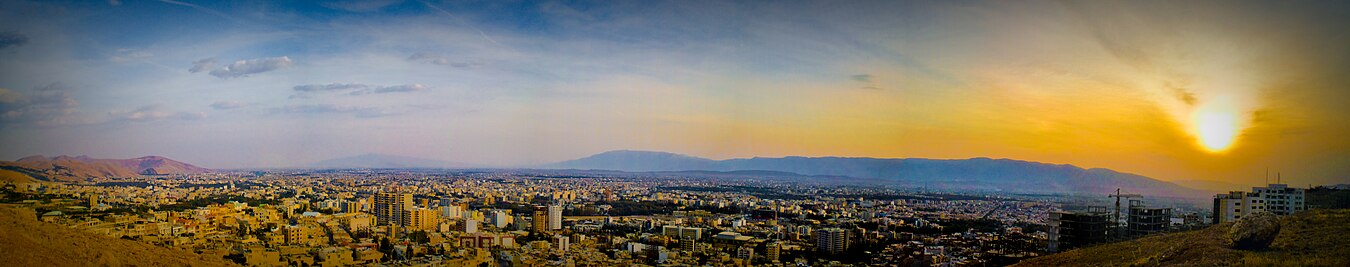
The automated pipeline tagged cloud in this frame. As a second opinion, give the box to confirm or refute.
[291,83,428,97]
[358,83,427,95]
[189,58,217,73]
[209,101,248,110]
[850,74,872,82]
[157,0,239,22]
[110,49,153,63]
[194,56,294,78]
[1164,81,1197,106]
[0,32,28,49]
[850,74,883,90]
[269,104,394,118]
[406,52,482,68]
[293,83,370,92]
[0,84,82,126]
[108,105,206,123]
[322,0,403,12]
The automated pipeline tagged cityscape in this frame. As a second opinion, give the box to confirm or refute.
[2,0,1349,266]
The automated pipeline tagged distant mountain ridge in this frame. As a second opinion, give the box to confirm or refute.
[550,150,1206,198]
[306,153,476,169]
[0,155,209,182]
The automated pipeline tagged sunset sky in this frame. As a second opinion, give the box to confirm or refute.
[0,0,1347,187]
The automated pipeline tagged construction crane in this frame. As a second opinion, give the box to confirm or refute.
[1108,188,1142,237]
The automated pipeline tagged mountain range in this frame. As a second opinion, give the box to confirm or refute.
[549,150,1208,198]
[305,153,477,169]
[0,155,209,183]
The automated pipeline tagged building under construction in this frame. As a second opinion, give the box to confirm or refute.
[1126,200,1172,238]
[1048,207,1112,252]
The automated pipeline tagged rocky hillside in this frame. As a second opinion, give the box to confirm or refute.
[0,155,209,182]
[1014,209,1350,266]
[0,205,235,266]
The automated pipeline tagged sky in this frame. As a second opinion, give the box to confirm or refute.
[0,0,1347,187]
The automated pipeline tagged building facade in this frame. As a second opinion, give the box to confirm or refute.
[374,192,413,227]
[815,228,848,255]
[1213,184,1305,224]
[547,205,563,230]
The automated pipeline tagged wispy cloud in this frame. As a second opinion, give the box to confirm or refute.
[156,0,239,22]
[209,101,250,110]
[189,58,217,73]
[407,52,482,68]
[0,84,82,127]
[191,56,294,79]
[0,32,27,49]
[107,105,206,123]
[322,0,403,12]
[269,104,396,118]
[109,48,153,63]
[294,83,370,92]
[291,83,428,97]
[850,74,883,90]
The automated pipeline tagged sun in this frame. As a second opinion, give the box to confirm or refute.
[1191,98,1241,152]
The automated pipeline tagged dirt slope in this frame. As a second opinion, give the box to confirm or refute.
[1014,209,1350,266]
[0,205,236,266]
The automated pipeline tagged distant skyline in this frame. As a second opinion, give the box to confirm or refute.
[1,1,1347,186]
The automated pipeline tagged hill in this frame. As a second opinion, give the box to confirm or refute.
[306,153,477,169]
[0,155,209,182]
[550,150,1206,198]
[1014,209,1350,266]
[0,205,236,266]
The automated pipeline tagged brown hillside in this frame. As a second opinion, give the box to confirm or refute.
[0,205,236,266]
[1,155,209,182]
[1014,209,1350,266]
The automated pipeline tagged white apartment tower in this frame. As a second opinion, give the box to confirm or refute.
[548,205,563,230]
[815,228,848,255]
[1213,183,1305,224]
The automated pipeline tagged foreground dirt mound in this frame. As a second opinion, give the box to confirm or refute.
[1014,209,1350,266]
[0,205,236,266]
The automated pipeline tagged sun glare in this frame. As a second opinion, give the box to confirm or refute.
[1192,99,1241,152]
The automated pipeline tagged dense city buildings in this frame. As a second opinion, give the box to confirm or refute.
[0,168,1257,266]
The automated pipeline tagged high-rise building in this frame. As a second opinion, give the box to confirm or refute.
[815,228,848,255]
[766,241,781,262]
[339,200,361,214]
[402,207,439,231]
[87,195,98,208]
[490,209,510,229]
[1252,184,1305,215]
[555,235,570,252]
[441,204,463,219]
[662,226,705,240]
[463,219,479,234]
[374,192,413,227]
[1213,184,1306,224]
[532,206,548,233]
[679,234,696,251]
[548,205,563,230]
